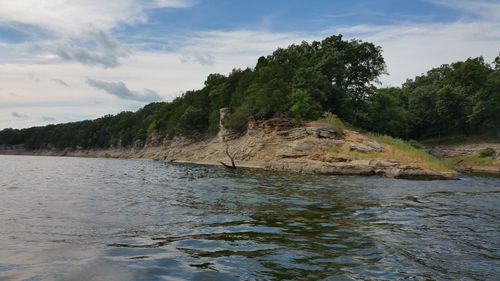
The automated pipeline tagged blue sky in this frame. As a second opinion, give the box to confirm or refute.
[1,0,499,129]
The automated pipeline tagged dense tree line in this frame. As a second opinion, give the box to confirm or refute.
[0,34,498,149]
[360,56,500,139]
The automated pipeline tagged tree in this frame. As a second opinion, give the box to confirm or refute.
[288,89,323,120]
[359,87,411,138]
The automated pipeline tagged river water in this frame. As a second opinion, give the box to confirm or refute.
[0,155,499,280]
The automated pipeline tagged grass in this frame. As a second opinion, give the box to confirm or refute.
[369,134,453,172]
[444,155,500,168]
[421,134,500,146]
[329,133,453,172]
[307,112,345,134]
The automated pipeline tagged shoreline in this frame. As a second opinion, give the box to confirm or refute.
[0,128,460,180]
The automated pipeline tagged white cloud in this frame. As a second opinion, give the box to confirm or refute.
[333,20,500,86]
[1,0,500,129]
[55,30,129,68]
[86,78,162,102]
[11,112,28,118]
[427,0,500,20]
[51,78,70,87]
[0,0,192,36]
[42,116,56,121]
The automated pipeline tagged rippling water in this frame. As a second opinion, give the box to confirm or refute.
[0,155,499,280]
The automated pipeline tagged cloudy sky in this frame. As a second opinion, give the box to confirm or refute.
[1,0,499,129]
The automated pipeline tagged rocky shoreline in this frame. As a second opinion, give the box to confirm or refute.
[0,121,458,180]
[429,143,500,175]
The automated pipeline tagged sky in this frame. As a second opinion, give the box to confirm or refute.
[1,0,499,129]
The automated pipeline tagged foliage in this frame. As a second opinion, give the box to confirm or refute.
[479,147,496,158]
[288,89,323,120]
[444,155,500,168]
[400,56,500,139]
[408,140,424,149]
[0,34,386,149]
[223,106,251,133]
[321,112,345,133]
[0,37,498,150]
[357,87,412,138]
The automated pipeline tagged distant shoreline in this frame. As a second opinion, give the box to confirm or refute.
[0,126,460,180]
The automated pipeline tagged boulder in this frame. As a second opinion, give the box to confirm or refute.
[349,143,373,153]
[369,158,400,168]
[364,141,384,152]
[349,141,384,153]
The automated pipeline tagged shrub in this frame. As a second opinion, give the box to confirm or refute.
[288,89,323,120]
[408,140,424,149]
[479,147,496,158]
[224,106,251,133]
[177,106,208,136]
[322,112,345,133]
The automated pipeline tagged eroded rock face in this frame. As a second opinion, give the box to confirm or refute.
[218,108,239,141]
[277,138,324,158]
[309,154,350,163]
[147,131,162,147]
[279,127,343,140]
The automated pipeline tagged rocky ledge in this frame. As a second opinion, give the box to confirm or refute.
[265,159,455,180]
[0,119,459,180]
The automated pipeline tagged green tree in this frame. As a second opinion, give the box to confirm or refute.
[288,89,323,120]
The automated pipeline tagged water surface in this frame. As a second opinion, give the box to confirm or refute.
[0,155,499,280]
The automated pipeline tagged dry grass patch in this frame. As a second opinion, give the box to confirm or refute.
[329,133,453,172]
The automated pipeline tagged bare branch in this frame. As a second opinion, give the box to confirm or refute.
[219,141,236,169]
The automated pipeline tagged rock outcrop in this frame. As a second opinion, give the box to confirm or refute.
[0,117,457,180]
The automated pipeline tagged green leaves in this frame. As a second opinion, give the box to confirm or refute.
[288,89,322,120]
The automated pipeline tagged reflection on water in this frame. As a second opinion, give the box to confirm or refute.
[0,155,499,280]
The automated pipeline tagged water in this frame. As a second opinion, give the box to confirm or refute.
[0,155,499,281]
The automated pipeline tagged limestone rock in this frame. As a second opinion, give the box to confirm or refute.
[364,141,384,152]
[279,127,308,139]
[309,154,350,163]
[349,142,373,153]
[265,160,375,175]
[277,139,321,158]
[369,158,400,168]
[349,141,384,153]
[385,165,454,180]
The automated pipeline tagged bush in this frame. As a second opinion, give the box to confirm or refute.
[224,106,251,133]
[479,147,496,158]
[322,112,345,134]
[177,106,208,136]
[408,140,424,149]
[288,89,323,120]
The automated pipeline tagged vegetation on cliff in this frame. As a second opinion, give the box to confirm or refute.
[0,34,499,150]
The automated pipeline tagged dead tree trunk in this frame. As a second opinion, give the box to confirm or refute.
[218,141,236,169]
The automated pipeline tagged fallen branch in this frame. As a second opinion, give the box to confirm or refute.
[219,141,236,169]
